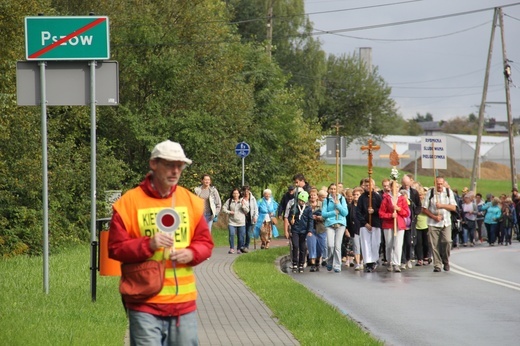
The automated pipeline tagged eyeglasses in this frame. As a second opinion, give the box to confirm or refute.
[158,160,186,170]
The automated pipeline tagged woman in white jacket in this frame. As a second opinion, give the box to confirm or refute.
[223,188,250,254]
[194,174,221,233]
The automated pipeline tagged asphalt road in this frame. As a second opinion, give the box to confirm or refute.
[290,243,520,346]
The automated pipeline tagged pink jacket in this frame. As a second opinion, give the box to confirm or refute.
[379,193,410,230]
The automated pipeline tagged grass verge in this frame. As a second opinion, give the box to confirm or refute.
[0,245,127,345]
[1,239,380,345]
[234,247,382,345]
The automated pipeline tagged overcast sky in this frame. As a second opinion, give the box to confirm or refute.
[304,0,520,122]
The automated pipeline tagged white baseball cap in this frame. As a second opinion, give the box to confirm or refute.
[150,140,192,164]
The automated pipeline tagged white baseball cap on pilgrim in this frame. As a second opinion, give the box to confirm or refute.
[150,140,192,165]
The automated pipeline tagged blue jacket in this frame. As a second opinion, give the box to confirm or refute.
[481,202,501,224]
[288,204,313,234]
[322,195,348,227]
[253,198,279,238]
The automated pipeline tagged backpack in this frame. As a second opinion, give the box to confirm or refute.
[429,188,462,232]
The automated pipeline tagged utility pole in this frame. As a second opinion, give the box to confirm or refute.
[266,0,273,59]
[331,120,344,188]
[470,8,498,192]
[498,7,518,189]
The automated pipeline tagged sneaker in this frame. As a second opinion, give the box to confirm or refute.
[394,265,401,272]
[228,249,235,254]
[416,260,423,266]
[443,263,450,271]
[237,249,242,254]
[349,262,355,267]
[292,267,297,273]
[334,268,341,273]
[310,265,316,272]
[240,247,248,253]
[298,266,304,273]
[354,264,361,271]
[433,267,441,272]
[315,265,320,272]
[400,263,406,270]
[407,261,413,269]
[387,265,393,272]
[321,260,328,267]
[326,265,332,272]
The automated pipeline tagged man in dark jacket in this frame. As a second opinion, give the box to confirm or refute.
[400,174,422,269]
[356,177,383,273]
[278,185,295,218]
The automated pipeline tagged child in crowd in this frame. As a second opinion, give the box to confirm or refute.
[288,191,313,273]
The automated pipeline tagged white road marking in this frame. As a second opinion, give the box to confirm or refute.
[451,262,520,291]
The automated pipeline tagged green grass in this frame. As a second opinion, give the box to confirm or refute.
[0,240,380,346]
[0,245,127,345]
[234,247,382,346]
[319,164,513,195]
[210,227,229,247]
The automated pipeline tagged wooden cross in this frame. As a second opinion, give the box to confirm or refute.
[379,143,410,167]
[380,143,410,235]
[361,139,380,225]
[361,139,380,175]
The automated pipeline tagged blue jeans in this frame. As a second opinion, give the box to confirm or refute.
[204,214,214,234]
[228,225,246,250]
[485,223,498,244]
[316,232,327,260]
[502,227,512,244]
[307,232,317,259]
[128,309,198,346]
[308,232,327,259]
[244,222,253,248]
[462,220,476,244]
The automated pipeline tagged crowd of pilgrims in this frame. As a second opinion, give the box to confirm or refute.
[209,172,520,274]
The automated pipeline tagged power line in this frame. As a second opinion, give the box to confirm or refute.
[309,2,520,36]
[391,84,502,90]
[389,66,494,85]
[313,20,491,42]
[504,13,520,21]
[392,86,503,99]
[219,0,423,25]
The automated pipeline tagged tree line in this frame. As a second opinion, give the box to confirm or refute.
[1,0,402,256]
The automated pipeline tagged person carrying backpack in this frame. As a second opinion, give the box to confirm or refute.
[422,176,458,272]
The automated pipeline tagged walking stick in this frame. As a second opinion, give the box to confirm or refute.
[393,180,398,236]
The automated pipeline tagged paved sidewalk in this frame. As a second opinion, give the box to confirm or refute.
[195,242,299,345]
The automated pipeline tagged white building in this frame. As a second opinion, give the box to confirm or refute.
[322,134,520,170]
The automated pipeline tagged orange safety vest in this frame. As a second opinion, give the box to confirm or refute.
[113,185,204,304]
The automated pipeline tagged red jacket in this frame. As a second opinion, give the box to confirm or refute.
[108,173,214,318]
[379,193,410,230]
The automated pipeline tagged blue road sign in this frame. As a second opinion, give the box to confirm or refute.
[235,142,250,158]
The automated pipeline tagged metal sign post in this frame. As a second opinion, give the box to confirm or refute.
[39,61,49,294]
[89,60,97,302]
[235,142,251,186]
[20,15,115,297]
